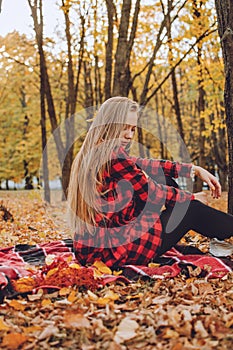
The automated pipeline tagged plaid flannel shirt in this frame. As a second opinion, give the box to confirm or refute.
[74,147,194,268]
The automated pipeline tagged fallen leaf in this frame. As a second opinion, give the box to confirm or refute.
[7,299,27,311]
[12,276,37,293]
[0,317,10,331]
[46,267,59,277]
[22,325,43,334]
[93,260,112,276]
[37,324,59,340]
[194,320,209,338]
[114,317,139,343]
[63,312,91,329]
[69,263,81,269]
[27,288,44,301]
[1,332,28,349]
[59,287,71,296]
[67,290,78,303]
[148,262,160,268]
[41,298,52,307]
[161,327,180,339]
[45,254,56,265]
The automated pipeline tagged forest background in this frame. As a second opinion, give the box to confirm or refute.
[0,0,233,209]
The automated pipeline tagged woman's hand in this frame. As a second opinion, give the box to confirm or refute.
[193,191,208,204]
[193,165,221,199]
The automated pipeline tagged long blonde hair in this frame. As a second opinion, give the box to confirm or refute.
[67,96,139,234]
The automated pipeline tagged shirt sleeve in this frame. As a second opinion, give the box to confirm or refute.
[128,154,192,179]
[107,156,194,216]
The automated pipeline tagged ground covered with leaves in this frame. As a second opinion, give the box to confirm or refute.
[0,190,232,349]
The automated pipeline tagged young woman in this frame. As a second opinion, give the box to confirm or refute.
[67,96,233,269]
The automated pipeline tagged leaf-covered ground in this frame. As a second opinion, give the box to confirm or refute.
[0,190,232,350]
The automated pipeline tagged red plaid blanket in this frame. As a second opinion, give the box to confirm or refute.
[0,239,232,302]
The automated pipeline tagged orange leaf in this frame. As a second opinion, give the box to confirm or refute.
[46,267,59,277]
[41,299,52,307]
[7,300,27,311]
[12,276,37,293]
[59,287,71,296]
[0,317,10,331]
[1,333,28,349]
[67,290,78,303]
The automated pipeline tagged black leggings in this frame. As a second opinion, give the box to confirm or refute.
[156,176,233,256]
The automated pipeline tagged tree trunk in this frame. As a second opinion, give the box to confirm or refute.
[28,1,65,164]
[62,1,77,199]
[113,0,140,96]
[192,1,206,192]
[84,61,94,124]
[209,104,228,191]
[166,1,185,153]
[194,45,206,192]
[105,0,115,99]
[214,0,233,213]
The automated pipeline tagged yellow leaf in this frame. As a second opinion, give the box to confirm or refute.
[41,299,52,307]
[59,287,71,296]
[93,260,112,275]
[96,297,110,306]
[103,290,119,301]
[38,231,46,238]
[8,299,27,311]
[46,267,58,277]
[69,263,81,270]
[148,262,160,268]
[66,255,73,263]
[1,333,28,350]
[12,276,37,293]
[0,317,10,331]
[126,292,143,300]
[113,270,122,276]
[67,290,78,303]
[22,325,42,334]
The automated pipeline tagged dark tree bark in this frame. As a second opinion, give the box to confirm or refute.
[195,45,206,192]
[38,0,50,202]
[166,0,185,145]
[19,88,34,191]
[84,60,94,126]
[28,0,52,200]
[28,0,65,165]
[105,0,115,99]
[112,0,140,96]
[209,103,228,191]
[191,0,206,192]
[61,0,77,199]
[29,0,84,199]
[215,0,233,213]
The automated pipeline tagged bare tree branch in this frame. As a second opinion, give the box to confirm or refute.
[144,26,217,105]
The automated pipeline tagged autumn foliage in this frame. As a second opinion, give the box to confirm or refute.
[0,191,232,349]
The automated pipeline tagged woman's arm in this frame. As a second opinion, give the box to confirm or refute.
[109,156,194,214]
[128,154,192,179]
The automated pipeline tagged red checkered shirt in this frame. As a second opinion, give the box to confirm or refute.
[74,147,194,268]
